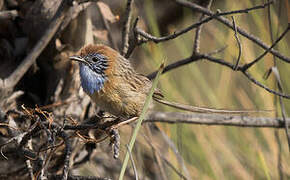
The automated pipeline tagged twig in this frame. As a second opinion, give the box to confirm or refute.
[144,111,290,128]
[216,0,274,15]
[144,125,167,180]
[57,131,72,180]
[199,54,290,99]
[271,67,290,151]
[242,71,290,99]
[145,45,290,99]
[19,122,41,148]
[267,2,287,175]
[176,0,290,63]
[162,158,187,180]
[231,16,242,70]
[147,46,226,80]
[121,0,134,56]
[278,84,290,151]
[26,139,34,180]
[147,54,203,80]
[125,144,138,180]
[124,17,139,58]
[110,117,138,129]
[159,130,191,179]
[242,25,290,71]
[193,0,213,54]
[274,131,284,180]
[136,0,273,44]
[142,132,188,180]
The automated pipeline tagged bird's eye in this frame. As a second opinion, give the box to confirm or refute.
[92,57,98,62]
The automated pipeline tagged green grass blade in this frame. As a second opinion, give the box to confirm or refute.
[119,61,165,180]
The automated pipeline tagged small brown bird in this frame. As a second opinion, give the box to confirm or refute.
[70,44,162,118]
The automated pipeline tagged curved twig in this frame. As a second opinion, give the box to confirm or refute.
[176,0,290,64]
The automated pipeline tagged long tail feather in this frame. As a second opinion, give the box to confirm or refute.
[154,98,272,114]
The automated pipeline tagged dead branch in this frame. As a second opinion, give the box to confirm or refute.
[145,111,288,128]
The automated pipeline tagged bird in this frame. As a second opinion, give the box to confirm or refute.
[69,44,163,119]
[70,44,267,119]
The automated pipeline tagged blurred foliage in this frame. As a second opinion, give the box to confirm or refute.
[130,0,290,179]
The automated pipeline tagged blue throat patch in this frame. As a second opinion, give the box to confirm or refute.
[79,64,106,94]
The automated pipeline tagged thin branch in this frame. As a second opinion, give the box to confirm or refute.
[278,84,290,151]
[242,25,290,71]
[145,111,290,128]
[142,132,188,180]
[200,54,290,99]
[231,16,242,70]
[201,54,235,69]
[216,0,274,15]
[147,46,290,100]
[275,131,284,180]
[266,1,290,152]
[143,125,168,180]
[121,0,134,56]
[193,0,213,54]
[124,17,140,58]
[271,67,290,151]
[136,0,273,44]
[125,144,138,180]
[147,46,227,80]
[58,131,71,180]
[176,0,290,64]
[162,158,187,180]
[147,54,203,80]
[242,71,290,99]
[159,130,191,179]
[26,141,34,180]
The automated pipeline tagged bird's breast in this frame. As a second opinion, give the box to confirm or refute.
[79,64,106,94]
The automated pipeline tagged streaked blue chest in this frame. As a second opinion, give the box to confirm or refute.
[79,64,106,95]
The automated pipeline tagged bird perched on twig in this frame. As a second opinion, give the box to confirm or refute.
[70,44,163,119]
[70,44,265,119]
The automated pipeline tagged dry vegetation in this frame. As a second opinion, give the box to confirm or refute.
[0,0,290,179]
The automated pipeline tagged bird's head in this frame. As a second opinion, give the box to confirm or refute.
[70,44,118,94]
[69,50,109,78]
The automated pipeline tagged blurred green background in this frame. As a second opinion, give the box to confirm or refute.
[126,0,290,179]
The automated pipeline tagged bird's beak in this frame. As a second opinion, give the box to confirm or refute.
[69,56,88,65]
